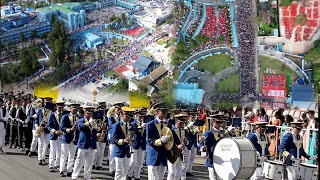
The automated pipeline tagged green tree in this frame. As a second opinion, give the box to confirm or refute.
[217,35,225,42]
[138,83,148,93]
[280,0,293,7]
[121,13,126,21]
[176,41,187,51]
[115,17,122,23]
[19,32,26,42]
[30,29,37,39]
[190,40,198,49]
[305,45,320,64]
[159,77,175,110]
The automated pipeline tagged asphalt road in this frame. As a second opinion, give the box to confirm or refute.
[0,147,209,180]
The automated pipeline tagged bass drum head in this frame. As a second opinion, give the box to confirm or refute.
[213,138,256,180]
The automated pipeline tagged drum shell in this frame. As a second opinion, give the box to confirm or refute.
[299,163,318,180]
[213,137,256,180]
[262,160,285,179]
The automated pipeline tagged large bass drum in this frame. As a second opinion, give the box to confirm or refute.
[213,137,256,180]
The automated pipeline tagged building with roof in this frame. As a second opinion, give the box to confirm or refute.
[84,32,104,49]
[95,0,115,10]
[133,56,160,76]
[116,0,141,10]
[134,7,172,27]
[174,82,204,105]
[140,64,175,86]
[0,13,51,43]
[37,3,86,30]
[1,2,22,17]
[291,84,315,110]
[128,79,155,96]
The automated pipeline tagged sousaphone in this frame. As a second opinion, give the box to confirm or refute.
[161,127,179,164]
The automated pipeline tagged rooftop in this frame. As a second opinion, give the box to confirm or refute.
[140,64,174,85]
[291,84,314,102]
[84,32,101,42]
[133,56,156,71]
[175,83,204,105]
[38,4,77,14]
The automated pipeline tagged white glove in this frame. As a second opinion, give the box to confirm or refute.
[89,118,96,125]
[161,136,168,144]
[227,126,235,132]
[187,122,194,128]
[141,123,146,128]
[290,155,295,160]
[32,114,38,119]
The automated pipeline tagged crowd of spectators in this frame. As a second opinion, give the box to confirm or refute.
[61,32,164,90]
[236,0,257,97]
[218,7,232,43]
[187,3,202,35]
[200,6,217,38]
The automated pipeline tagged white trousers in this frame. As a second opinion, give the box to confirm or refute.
[30,130,38,152]
[0,124,5,148]
[167,158,183,180]
[49,139,61,168]
[60,143,77,173]
[94,142,106,167]
[187,146,197,172]
[287,166,297,180]
[38,133,49,161]
[128,148,146,178]
[114,157,130,180]
[72,148,96,180]
[109,143,116,172]
[250,167,262,180]
[208,167,217,180]
[181,149,191,180]
[147,165,167,180]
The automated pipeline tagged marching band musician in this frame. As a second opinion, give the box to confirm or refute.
[247,122,269,180]
[203,116,225,180]
[185,115,197,177]
[108,102,124,177]
[8,98,19,149]
[17,98,28,151]
[167,113,190,180]
[146,103,176,180]
[110,107,135,180]
[59,104,80,177]
[128,111,147,180]
[0,98,9,153]
[28,99,42,157]
[36,98,53,165]
[279,121,316,180]
[93,106,108,170]
[72,107,98,180]
[47,101,64,172]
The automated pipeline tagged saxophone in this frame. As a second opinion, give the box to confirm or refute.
[98,121,107,142]
[72,116,79,142]
[36,109,50,137]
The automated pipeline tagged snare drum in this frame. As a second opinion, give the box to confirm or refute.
[299,163,317,180]
[262,160,285,179]
[213,137,256,180]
